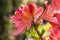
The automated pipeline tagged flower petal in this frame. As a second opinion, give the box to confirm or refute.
[28,3,38,14]
[49,14,60,27]
[51,0,60,9]
[49,27,60,40]
[13,26,25,36]
[34,7,44,22]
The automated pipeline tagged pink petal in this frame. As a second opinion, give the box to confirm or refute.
[49,14,60,27]
[49,27,60,40]
[34,7,44,22]
[28,3,38,14]
[11,15,22,23]
[54,13,60,22]
[13,26,25,36]
[51,0,60,9]
[40,5,51,20]
[37,19,43,24]
[26,21,32,30]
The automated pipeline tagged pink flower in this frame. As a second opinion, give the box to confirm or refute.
[39,0,60,40]
[43,0,60,40]
[49,13,60,40]
[11,3,44,36]
[40,1,57,23]
[40,0,60,27]
[51,0,60,9]
[49,0,60,27]
[49,27,60,40]
[49,14,60,27]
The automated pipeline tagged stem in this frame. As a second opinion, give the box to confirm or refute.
[32,21,43,40]
[34,26,43,40]
[32,19,43,40]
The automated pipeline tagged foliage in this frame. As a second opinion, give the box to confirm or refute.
[1,0,60,40]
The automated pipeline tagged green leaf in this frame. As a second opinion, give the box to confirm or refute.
[44,23,52,31]
[30,27,39,38]
[40,29,45,37]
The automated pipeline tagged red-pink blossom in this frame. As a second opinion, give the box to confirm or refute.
[45,0,60,40]
[39,0,60,40]
[11,3,44,36]
[49,27,60,40]
[49,14,60,27]
[48,0,60,27]
[49,13,60,40]
[40,0,60,27]
[51,0,60,9]
[39,1,57,23]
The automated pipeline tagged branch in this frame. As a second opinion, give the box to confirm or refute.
[34,26,43,40]
[32,21,43,40]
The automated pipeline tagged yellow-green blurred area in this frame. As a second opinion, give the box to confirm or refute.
[0,0,51,40]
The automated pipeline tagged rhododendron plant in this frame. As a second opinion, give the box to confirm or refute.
[11,0,60,40]
[40,0,60,40]
[49,27,60,40]
[11,3,44,36]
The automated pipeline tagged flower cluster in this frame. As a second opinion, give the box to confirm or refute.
[43,0,60,40]
[11,0,60,40]
[11,3,44,36]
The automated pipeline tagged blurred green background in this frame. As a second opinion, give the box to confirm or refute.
[0,0,50,40]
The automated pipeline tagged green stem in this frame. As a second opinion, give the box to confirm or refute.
[32,22,43,40]
[34,26,43,40]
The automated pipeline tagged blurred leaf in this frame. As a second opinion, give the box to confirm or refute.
[42,32,50,40]
[30,27,39,38]
[38,23,51,40]
[42,23,51,40]
[44,23,52,31]
[25,26,40,40]
[38,24,45,37]
[40,29,45,37]
[38,24,42,31]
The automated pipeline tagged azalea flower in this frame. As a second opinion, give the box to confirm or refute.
[49,27,60,40]
[40,0,60,26]
[42,0,60,40]
[51,0,60,9]
[11,3,44,36]
[39,0,60,40]
[49,13,60,40]
[40,1,58,23]
[49,0,60,27]
[49,13,60,27]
